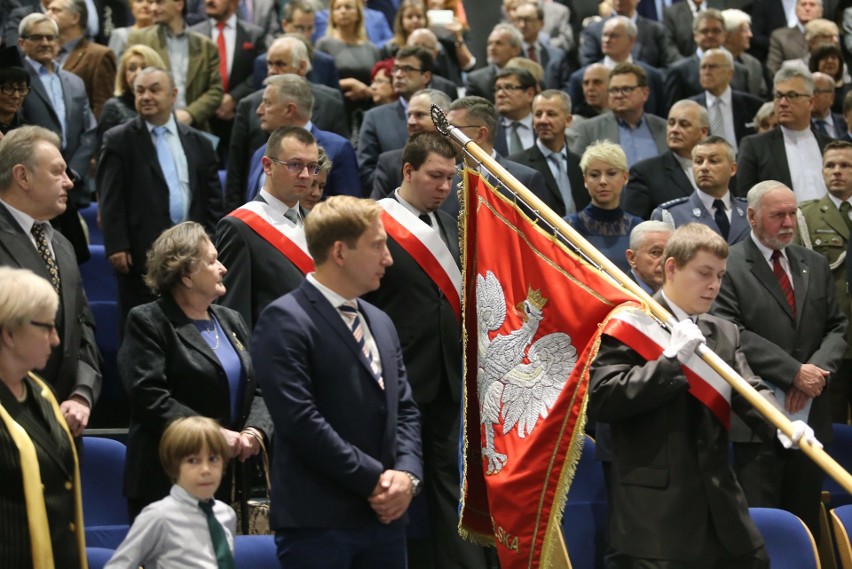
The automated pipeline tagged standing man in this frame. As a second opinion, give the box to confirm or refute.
[252,195,422,568]
[189,0,266,156]
[591,222,779,568]
[624,99,708,220]
[737,67,832,201]
[625,219,672,293]
[47,0,117,120]
[18,13,96,204]
[653,136,750,244]
[714,181,848,540]
[811,71,847,140]
[722,8,768,99]
[364,132,489,569]
[128,0,224,130]
[0,125,101,435]
[216,126,317,329]
[766,0,822,76]
[97,67,223,330]
[569,63,667,168]
[494,67,538,157]
[464,23,522,103]
[795,140,852,422]
[508,1,570,90]
[508,89,588,217]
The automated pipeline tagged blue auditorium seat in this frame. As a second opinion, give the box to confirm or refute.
[750,507,820,569]
[86,547,115,569]
[234,535,279,569]
[79,203,102,245]
[80,245,117,302]
[81,437,130,549]
[562,435,607,569]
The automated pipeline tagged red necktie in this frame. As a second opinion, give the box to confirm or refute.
[771,249,796,318]
[216,21,229,92]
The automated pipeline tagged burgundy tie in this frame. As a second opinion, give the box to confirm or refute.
[527,44,538,63]
[216,22,229,92]
[771,249,796,317]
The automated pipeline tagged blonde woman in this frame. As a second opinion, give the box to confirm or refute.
[98,44,166,142]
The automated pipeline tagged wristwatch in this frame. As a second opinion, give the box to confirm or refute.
[403,471,422,496]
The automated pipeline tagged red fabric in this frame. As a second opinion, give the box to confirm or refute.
[459,170,636,569]
[216,21,229,92]
[227,208,314,275]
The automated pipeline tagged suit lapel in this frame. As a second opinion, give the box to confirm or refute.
[769,129,793,187]
[186,33,203,100]
[530,146,562,207]
[161,297,224,369]
[787,247,809,323]
[729,200,750,243]
[0,204,52,280]
[744,238,796,321]
[604,113,619,142]
[24,61,61,126]
[819,196,850,239]
[156,26,172,69]
[663,152,693,197]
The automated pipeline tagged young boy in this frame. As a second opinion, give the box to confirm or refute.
[105,417,237,569]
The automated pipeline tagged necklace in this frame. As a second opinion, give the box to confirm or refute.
[203,317,220,350]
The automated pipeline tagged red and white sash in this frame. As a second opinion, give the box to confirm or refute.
[379,198,462,320]
[228,201,315,275]
[603,305,733,428]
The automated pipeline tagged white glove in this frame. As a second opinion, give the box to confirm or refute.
[662,320,706,363]
[777,420,823,450]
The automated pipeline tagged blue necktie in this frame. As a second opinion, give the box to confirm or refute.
[153,126,185,223]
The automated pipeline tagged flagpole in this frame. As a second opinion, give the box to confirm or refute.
[430,106,852,500]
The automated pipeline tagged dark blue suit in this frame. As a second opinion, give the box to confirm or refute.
[252,279,421,563]
[246,125,361,200]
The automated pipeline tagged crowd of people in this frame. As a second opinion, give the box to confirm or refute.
[1,0,852,567]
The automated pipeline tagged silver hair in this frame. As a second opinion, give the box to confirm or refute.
[774,65,814,94]
[629,220,672,250]
[747,180,793,211]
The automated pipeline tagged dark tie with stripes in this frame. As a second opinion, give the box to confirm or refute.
[771,249,796,317]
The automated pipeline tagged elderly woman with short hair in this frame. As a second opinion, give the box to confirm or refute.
[565,140,642,275]
[0,267,86,569]
[119,222,270,520]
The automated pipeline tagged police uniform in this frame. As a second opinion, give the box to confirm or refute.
[650,191,750,245]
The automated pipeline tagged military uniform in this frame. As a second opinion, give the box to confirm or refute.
[650,192,750,245]
[796,195,852,422]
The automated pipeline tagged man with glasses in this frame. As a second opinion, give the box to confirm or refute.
[737,67,832,201]
[216,125,318,329]
[465,23,522,103]
[97,67,223,331]
[358,46,434,193]
[493,67,537,156]
[663,9,752,112]
[0,46,31,136]
[811,71,846,139]
[17,12,96,206]
[569,62,667,167]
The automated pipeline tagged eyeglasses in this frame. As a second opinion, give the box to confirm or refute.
[451,124,481,130]
[774,91,810,101]
[22,34,58,43]
[607,85,640,95]
[268,157,321,174]
[493,84,526,93]
[30,320,57,332]
[0,84,30,95]
[392,64,423,74]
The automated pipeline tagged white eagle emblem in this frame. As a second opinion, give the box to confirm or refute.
[476,271,577,475]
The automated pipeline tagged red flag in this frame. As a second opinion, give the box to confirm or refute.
[459,169,637,568]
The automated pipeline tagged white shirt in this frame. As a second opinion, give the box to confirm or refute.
[660,290,695,321]
[673,152,698,191]
[706,86,738,153]
[695,188,732,222]
[258,188,302,226]
[750,232,794,288]
[394,188,437,227]
[502,113,535,152]
[602,54,634,69]
[210,14,237,77]
[146,115,190,220]
[780,124,828,203]
[104,485,236,569]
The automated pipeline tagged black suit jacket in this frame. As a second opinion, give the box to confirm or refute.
[120,297,269,503]
[507,142,589,217]
[253,280,422,529]
[736,127,833,197]
[0,203,101,404]
[214,198,309,330]
[714,238,848,441]
[623,150,695,220]
[690,90,764,145]
[363,207,462,404]
[750,0,789,62]
[97,116,223,268]
[464,64,498,103]
[590,297,773,560]
[370,148,404,200]
[663,55,750,113]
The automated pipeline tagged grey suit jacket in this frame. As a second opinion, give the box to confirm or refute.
[623,150,695,220]
[767,26,807,77]
[651,192,750,244]
[662,2,696,57]
[357,99,408,192]
[714,238,848,441]
[542,1,575,53]
[568,111,668,160]
[21,60,97,187]
[0,203,101,405]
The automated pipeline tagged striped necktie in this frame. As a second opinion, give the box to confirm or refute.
[771,250,796,317]
[339,303,384,389]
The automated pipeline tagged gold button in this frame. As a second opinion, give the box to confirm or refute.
[64,481,73,491]
[69,522,75,532]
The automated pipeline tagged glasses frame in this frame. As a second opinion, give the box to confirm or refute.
[267,157,321,175]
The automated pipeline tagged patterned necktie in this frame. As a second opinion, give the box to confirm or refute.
[419,213,432,227]
[215,22,229,92]
[712,199,730,240]
[339,303,384,389]
[841,201,852,233]
[771,250,796,318]
[508,121,524,155]
[198,500,235,569]
[153,126,185,223]
[710,99,726,139]
[31,222,61,293]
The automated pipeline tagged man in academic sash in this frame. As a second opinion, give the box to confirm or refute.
[362,132,490,569]
[215,125,317,329]
[591,223,797,568]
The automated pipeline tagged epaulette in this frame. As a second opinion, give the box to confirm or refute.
[657,197,689,209]
[733,196,748,204]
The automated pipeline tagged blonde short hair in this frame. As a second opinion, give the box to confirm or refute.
[0,267,58,333]
[159,416,231,483]
[305,196,383,264]
[144,222,211,296]
[579,140,628,174]
[115,44,166,96]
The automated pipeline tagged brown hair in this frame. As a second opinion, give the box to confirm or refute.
[305,196,383,264]
[144,222,210,295]
[662,223,728,274]
[159,416,230,483]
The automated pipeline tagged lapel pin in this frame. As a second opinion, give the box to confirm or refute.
[692,208,701,218]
